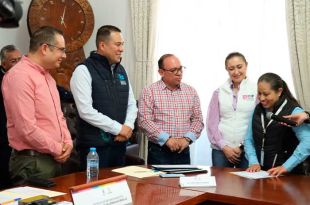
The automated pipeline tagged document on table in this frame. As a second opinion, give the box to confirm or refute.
[0,186,65,205]
[230,171,276,179]
[152,165,201,169]
[112,166,161,178]
[151,165,209,174]
[179,174,216,187]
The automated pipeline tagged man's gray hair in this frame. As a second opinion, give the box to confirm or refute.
[0,44,18,61]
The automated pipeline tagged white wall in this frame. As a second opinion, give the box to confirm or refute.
[0,0,136,81]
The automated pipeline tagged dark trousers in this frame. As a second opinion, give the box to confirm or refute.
[78,145,126,170]
[10,150,61,186]
[212,149,248,168]
[147,142,190,165]
[0,145,12,189]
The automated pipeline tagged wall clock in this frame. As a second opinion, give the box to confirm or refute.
[27,0,95,89]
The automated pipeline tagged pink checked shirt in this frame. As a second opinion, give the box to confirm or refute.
[138,80,204,146]
[2,56,72,156]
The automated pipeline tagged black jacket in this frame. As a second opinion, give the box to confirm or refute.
[0,66,8,147]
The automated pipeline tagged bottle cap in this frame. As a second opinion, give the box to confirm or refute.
[90,147,96,152]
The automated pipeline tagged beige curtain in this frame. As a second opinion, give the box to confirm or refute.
[286,0,310,110]
[130,0,159,162]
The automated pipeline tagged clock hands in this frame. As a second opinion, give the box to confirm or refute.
[60,5,67,28]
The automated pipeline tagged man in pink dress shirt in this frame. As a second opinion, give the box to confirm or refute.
[2,26,73,185]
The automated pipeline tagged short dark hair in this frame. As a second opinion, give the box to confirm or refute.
[96,25,121,48]
[158,54,174,69]
[0,44,18,61]
[29,26,64,52]
[225,52,247,69]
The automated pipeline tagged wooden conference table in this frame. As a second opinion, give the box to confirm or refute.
[49,166,310,205]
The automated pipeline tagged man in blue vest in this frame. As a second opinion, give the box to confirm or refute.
[70,25,138,169]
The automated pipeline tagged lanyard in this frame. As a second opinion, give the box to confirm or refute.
[259,99,287,166]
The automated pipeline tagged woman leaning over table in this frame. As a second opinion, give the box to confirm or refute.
[244,73,310,176]
[207,52,257,168]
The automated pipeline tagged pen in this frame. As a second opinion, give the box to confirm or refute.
[1,197,21,205]
[272,154,278,168]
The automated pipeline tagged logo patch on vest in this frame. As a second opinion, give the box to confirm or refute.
[242,94,255,101]
[118,74,127,85]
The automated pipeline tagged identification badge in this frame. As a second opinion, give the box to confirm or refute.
[117,74,127,85]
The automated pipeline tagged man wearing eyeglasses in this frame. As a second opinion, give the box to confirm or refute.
[138,54,204,164]
[0,44,21,189]
[2,26,73,185]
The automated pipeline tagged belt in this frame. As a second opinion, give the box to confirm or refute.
[13,149,43,157]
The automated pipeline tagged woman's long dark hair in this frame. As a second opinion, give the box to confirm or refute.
[258,73,300,108]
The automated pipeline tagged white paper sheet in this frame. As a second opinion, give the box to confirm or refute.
[112,166,161,178]
[71,179,132,205]
[179,174,216,187]
[230,171,276,179]
[0,186,65,205]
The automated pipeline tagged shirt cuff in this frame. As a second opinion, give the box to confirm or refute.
[157,132,170,146]
[283,155,299,172]
[184,132,196,143]
[218,139,227,150]
[114,122,123,135]
[53,143,63,157]
[248,156,260,166]
[124,122,135,130]
[64,139,73,147]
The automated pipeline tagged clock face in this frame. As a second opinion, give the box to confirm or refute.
[27,0,94,52]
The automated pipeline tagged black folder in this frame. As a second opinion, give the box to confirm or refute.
[152,165,207,174]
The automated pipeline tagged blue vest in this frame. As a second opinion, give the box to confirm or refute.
[77,52,129,147]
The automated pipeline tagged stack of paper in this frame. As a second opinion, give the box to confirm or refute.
[179,174,216,187]
[152,165,208,174]
[112,166,161,178]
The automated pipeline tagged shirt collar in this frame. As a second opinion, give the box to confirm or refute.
[230,77,248,90]
[0,66,5,74]
[159,79,182,91]
[23,55,49,75]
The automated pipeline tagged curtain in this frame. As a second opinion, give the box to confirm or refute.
[156,0,291,165]
[286,0,310,110]
[130,0,159,161]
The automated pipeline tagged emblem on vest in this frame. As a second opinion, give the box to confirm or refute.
[118,74,127,85]
[242,94,254,101]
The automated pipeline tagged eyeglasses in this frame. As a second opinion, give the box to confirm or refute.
[160,66,186,75]
[45,43,66,53]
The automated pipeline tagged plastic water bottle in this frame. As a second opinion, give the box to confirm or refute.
[86,147,99,183]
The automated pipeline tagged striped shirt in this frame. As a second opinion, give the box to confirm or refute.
[138,80,204,146]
